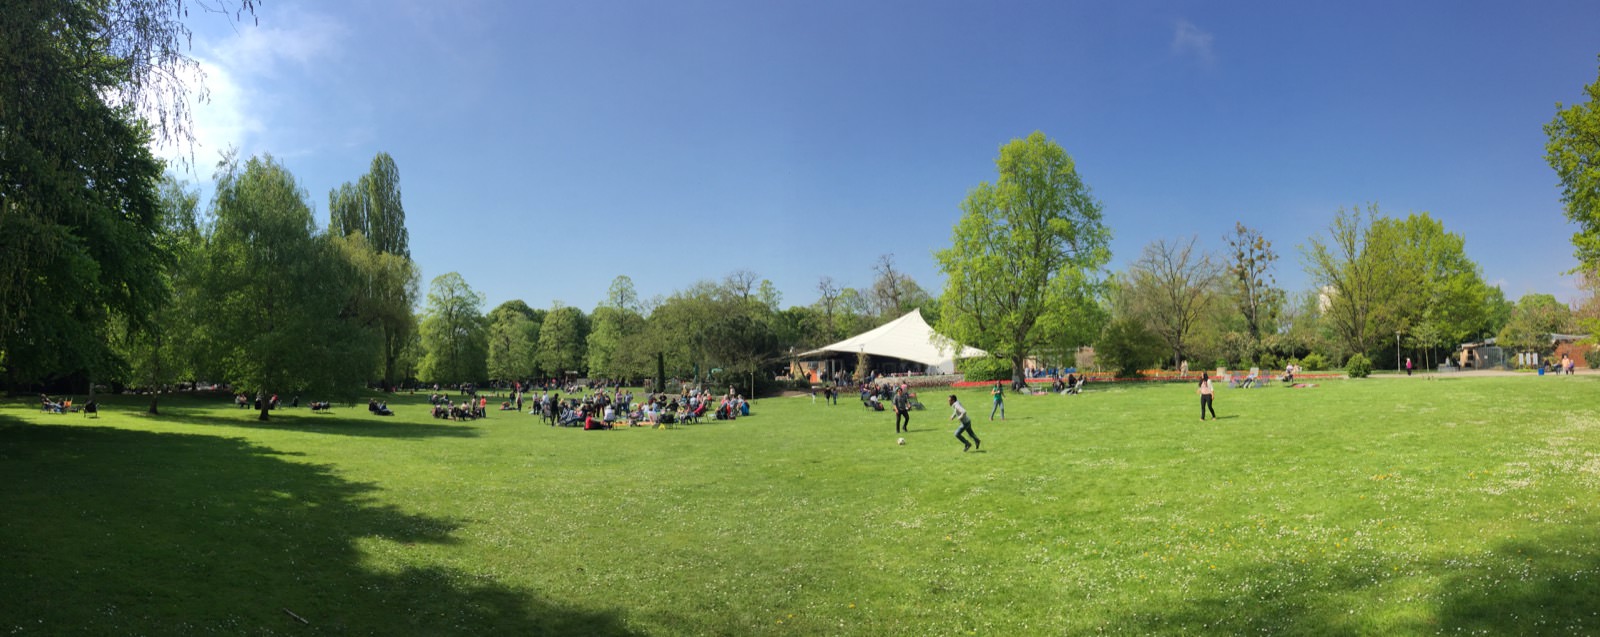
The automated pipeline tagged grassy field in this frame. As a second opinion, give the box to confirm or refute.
[3,376,1599,635]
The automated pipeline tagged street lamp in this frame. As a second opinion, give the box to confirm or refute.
[1396,330,1403,374]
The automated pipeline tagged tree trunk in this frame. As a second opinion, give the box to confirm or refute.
[1011,355,1026,392]
[656,353,666,397]
[148,397,159,415]
[258,391,270,422]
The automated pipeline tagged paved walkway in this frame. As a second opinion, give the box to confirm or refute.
[1373,368,1592,378]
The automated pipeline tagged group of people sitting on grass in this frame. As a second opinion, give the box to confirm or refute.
[234,393,281,410]
[39,394,97,415]
[526,385,751,429]
[1051,373,1087,395]
[367,398,393,416]
[430,395,487,420]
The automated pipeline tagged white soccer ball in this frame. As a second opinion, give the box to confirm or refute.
[897,437,906,446]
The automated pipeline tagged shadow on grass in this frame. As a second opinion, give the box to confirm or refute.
[1117,523,1600,635]
[0,418,640,635]
[151,408,485,439]
[1435,526,1600,634]
[70,393,485,440]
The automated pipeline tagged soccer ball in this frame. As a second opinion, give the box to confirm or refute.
[897,437,906,446]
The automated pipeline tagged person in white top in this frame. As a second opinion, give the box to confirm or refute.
[948,395,981,452]
[1198,372,1217,421]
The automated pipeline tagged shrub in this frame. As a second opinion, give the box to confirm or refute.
[1300,352,1327,371]
[1258,353,1281,371]
[1346,353,1373,378]
[957,356,1012,382]
[1095,318,1165,378]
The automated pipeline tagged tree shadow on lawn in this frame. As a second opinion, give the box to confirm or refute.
[149,406,485,440]
[0,419,640,635]
[1116,523,1600,635]
[1434,525,1600,634]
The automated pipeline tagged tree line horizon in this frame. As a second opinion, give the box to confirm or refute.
[6,3,1600,420]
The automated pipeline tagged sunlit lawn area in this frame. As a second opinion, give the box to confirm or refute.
[3,375,1599,635]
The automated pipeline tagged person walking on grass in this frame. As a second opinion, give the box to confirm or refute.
[1406,357,1413,376]
[990,381,1005,421]
[893,387,911,433]
[949,394,980,452]
[1199,372,1217,421]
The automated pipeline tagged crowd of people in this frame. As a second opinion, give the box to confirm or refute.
[429,393,486,420]
[516,385,753,430]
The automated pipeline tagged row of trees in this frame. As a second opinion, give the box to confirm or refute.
[929,131,1589,380]
[409,257,940,392]
[1092,209,1523,376]
[107,153,420,419]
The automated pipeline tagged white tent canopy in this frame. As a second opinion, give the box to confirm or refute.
[799,309,986,374]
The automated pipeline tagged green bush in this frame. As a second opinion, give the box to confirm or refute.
[1095,318,1164,378]
[1300,352,1327,371]
[1258,353,1280,371]
[1346,353,1373,378]
[957,356,1012,382]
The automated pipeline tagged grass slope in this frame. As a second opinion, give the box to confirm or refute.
[3,377,1598,635]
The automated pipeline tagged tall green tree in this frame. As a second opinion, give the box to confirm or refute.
[1393,213,1490,352]
[605,275,641,313]
[1302,205,1420,358]
[197,154,376,420]
[486,300,540,381]
[0,0,184,387]
[418,273,488,385]
[329,153,410,257]
[327,152,417,387]
[1482,286,1515,339]
[586,276,649,380]
[1547,56,1600,271]
[537,305,589,377]
[116,177,202,413]
[935,132,1112,384]
[586,306,648,381]
[1224,222,1285,352]
[1497,293,1575,357]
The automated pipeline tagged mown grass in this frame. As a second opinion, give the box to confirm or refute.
[3,376,1599,635]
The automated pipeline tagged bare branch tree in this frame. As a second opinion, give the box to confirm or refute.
[816,276,841,336]
[1127,236,1224,368]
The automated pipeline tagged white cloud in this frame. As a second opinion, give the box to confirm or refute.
[1172,19,1217,67]
[208,12,344,72]
[153,58,264,177]
[151,9,344,175]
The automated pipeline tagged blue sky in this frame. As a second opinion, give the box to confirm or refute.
[166,0,1600,312]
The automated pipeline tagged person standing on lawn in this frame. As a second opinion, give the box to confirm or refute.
[893,387,911,433]
[990,381,1005,421]
[1405,357,1413,376]
[949,394,980,452]
[1199,372,1217,421]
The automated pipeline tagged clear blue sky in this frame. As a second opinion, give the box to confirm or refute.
[167,0,1600,312]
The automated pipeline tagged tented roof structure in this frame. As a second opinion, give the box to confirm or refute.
[800,309,986,373]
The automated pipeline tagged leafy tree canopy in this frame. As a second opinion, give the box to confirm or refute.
[936,132,1112,383]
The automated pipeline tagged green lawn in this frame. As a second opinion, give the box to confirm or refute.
[3,376,1598,635]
